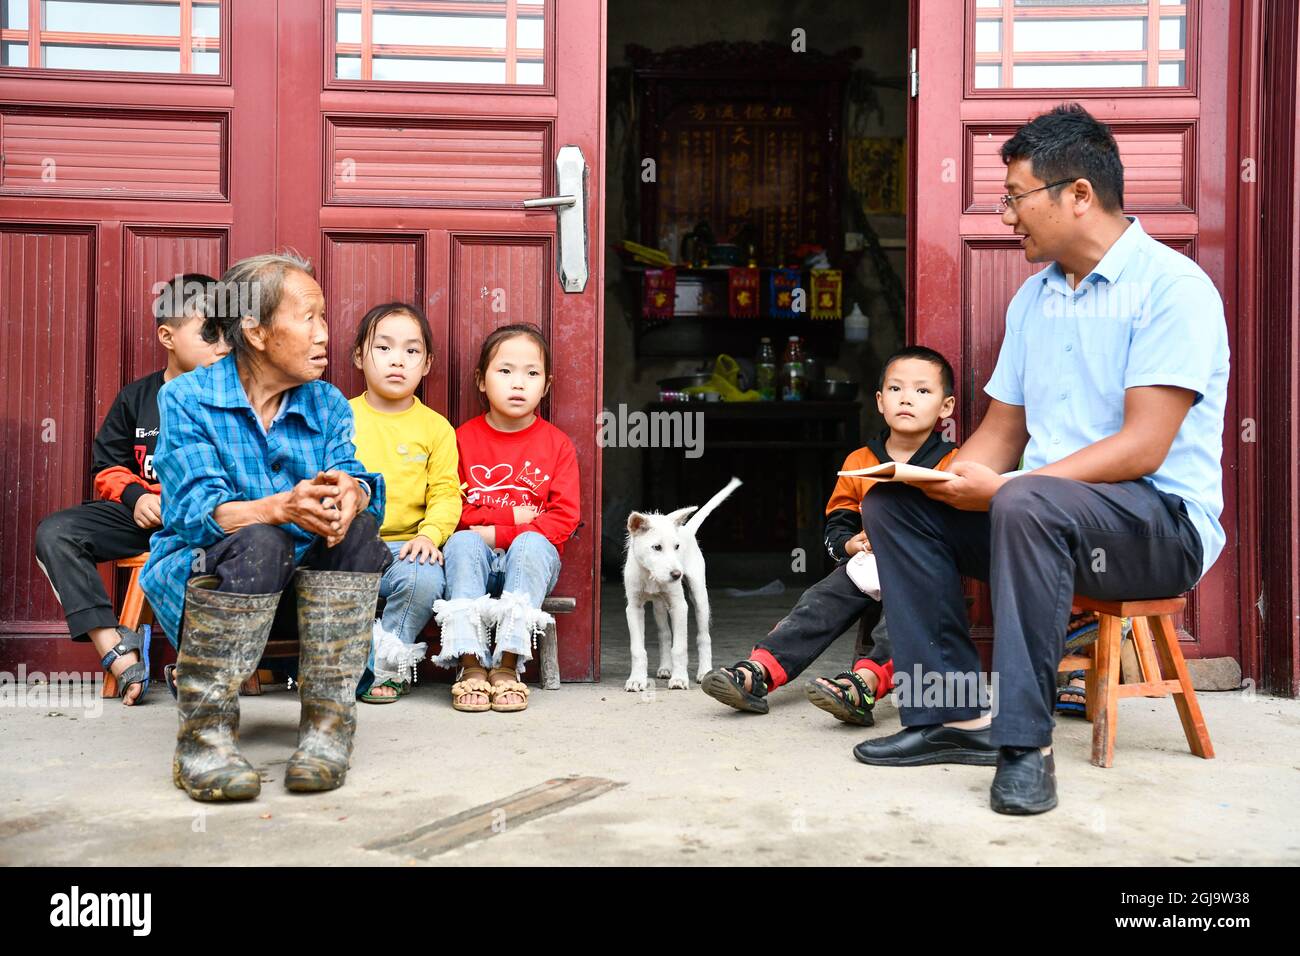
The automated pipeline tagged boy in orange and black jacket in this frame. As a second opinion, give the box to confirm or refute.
[34,274,229,705]
[701,346,958,726]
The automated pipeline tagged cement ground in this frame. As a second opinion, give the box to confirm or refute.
[2,582,1297,866]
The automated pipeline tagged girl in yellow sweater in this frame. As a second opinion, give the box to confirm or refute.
[349,303,462,702]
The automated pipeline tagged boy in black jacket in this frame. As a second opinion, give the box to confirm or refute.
[701,347,958,724]
[34,274,229,705]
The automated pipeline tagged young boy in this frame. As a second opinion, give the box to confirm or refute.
[34,273,229,705]
[701,346,958,724]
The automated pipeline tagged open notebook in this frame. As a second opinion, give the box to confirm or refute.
[836,463,1030,483]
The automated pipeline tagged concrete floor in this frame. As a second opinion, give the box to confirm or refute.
[2,581,1298,866]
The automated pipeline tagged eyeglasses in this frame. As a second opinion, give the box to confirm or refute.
[998,178,1076,213]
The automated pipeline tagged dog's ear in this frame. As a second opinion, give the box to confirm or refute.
[627,511,650,534]
[667,506,698,527]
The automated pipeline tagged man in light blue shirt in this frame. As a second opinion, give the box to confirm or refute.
[854,104,1229,815]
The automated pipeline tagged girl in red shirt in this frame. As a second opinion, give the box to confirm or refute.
[434,324,580,713]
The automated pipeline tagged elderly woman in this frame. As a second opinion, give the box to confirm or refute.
[141,252,391,803]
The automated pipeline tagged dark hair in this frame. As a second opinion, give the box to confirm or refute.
[351,302,435,363]
[474,323,552,401]
[1000,103,1124,212]
[203,250,315,361]
[878,345,955,398]
[153,272,217,327]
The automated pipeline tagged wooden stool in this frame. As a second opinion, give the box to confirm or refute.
[102,554,261,699]
[101,553,150,699]
[1058,595,1214,768]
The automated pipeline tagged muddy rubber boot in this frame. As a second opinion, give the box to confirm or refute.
[285,569,381,792]
[173,575,280,802]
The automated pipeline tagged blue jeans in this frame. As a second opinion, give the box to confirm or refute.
[358,541,445,695]
[433,529,561,676]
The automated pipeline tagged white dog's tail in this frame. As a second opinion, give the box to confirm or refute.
[685,477,742,536]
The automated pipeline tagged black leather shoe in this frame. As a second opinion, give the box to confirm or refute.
[990,747,1058,815]
[853,724,998,767]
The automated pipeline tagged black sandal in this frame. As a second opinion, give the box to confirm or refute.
[805,670,876,726]
[700,660,769,714]
[101,624,151,704]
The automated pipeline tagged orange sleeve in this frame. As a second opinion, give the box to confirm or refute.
[936,448,960,472]
[825,447,880,515]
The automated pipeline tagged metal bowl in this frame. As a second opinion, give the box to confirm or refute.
[657,373,712,392]
[812,379,860,401]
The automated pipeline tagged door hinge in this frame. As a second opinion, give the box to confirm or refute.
[909,48,919,98]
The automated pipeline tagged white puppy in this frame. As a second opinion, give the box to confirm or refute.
[623,477,742,691]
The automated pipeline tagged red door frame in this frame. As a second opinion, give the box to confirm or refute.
[908,0,1244,665]
[1235,0,1300,695]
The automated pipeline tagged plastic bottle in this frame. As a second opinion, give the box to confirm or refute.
[780,335,805,401]
[845,302,870,342]
[755,337,777,401]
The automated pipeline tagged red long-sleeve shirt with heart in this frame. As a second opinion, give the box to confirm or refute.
[454,413,581,555]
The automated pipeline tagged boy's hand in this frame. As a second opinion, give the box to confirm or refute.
[133,493,163,529]
[513,505,539,525]
[399,534,443,565]
[845,530,871,556]
[470,525,497,548]
[918,461,1008,511]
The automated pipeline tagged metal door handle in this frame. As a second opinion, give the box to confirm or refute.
[523,145,588,293]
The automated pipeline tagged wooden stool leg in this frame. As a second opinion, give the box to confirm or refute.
[239,673,262,696]
[1147,614,1215,759]
[1130,616,1163,696]
[540,622,560,690]
[102,669,119,699]
[120,568,145,631]
[1083,643,1099,723]
[1090,613,1123,768]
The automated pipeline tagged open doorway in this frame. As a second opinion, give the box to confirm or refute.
[599,1,911,602]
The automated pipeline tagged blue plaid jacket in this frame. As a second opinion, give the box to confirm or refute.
[141,355,385,643]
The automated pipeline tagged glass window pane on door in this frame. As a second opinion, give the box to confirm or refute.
[333,0,546,86]
[972,0,1190,90]
[1,0,221,74]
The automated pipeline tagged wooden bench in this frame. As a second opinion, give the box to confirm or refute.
[1059,594,1214,768]
[244,594,577,693]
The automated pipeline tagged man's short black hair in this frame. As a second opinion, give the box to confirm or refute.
[153,272,217,327]
[878,345,955,398]
[1000,103,1124,212]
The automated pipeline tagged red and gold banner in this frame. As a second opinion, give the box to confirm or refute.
[811,268,842,320]
[643,267,677,321]
[728,267,760,318]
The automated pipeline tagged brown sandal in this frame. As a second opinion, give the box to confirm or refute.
[488,668,530,713]
[452,666,492,713]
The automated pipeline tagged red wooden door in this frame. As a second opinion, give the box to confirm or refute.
[1,1,606,682]
[0,2,275,667]
[909,0,1239,659]
[275,0,605,680]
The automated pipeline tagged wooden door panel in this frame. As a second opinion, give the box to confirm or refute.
[122,226,228,383]
[0,225,95,631]
[447,233,552,425]
[322,232,426,404]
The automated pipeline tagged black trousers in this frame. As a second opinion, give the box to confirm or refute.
[860,476,1203,748]
[180,512,392,646]
[34,500,155,641]
[752,563,891,689]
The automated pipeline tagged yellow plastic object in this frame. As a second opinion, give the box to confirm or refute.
[683,354,761,402]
